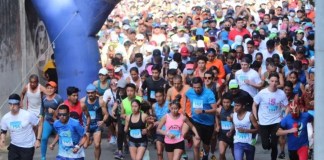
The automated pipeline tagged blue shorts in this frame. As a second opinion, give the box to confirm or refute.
[86,124,102,133]
[56,155,84,160]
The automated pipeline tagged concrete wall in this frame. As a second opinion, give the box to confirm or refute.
[0,0,51,117]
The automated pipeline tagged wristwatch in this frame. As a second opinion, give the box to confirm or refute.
[202,110,205,113]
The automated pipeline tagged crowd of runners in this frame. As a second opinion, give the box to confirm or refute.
[0,0,316,160]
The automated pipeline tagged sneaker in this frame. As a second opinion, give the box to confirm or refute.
[278,151,285,159]
[109,136,117,144]
[114,152,124,159]
[180,153,188,160]
[210,154,217,160]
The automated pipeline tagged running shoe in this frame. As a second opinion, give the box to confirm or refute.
[114,152,124,159]
[180,153,188,160]
[278,151,285,159]
[109,136,117,144]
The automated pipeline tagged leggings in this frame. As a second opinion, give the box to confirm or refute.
[259,123,279,160]
[117,119,125,151]
[41,120,54,158]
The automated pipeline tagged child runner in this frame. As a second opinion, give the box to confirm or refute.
[233,97,259,160]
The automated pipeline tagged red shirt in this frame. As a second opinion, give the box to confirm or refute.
[64,100,83,125]
[228,28,251,41]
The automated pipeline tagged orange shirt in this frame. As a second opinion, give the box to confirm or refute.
[206,59,225,79]
[170,85,191,117]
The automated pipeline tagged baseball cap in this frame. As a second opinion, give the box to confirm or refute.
[98,68,108,75]
[296,29,304,34]
[153,49,161,57]
[296,46,306,54]
[123,25,130,30]
[117,79,127,88]
[169,61,178,69]
[114,67,122,73]
[46,81,57,88]
[222,44,230,53]
[252,31,260,38]
[229,79,239,89]
[177,26,187,32]
[106,64,114,70]
[152,23,160,28]
[136,34,145,40]
[180,47,189,56]
[86,84,97,92]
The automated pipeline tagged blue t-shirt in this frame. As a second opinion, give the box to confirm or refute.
[154,101,169,121]
[186,87,216,126]
[280,112,313,150]
[54,118,85,158]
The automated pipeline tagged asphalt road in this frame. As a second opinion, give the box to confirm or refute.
[0,132,288,160]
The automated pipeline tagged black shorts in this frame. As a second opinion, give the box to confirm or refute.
[8,143,35,160]
[218,131,234,148]
[156,134,165,143]
[193,121,214,145]
[165,141,185,152]
[105,115,117,126]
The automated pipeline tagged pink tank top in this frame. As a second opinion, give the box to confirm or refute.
[164,114,184,144]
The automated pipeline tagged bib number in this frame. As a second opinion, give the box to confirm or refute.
[89,111,96,120]
[193,99,203,109]
[150,90,156,99]
[169,130,181,139]
[268,105,278,112]
[221,121,233,130]
[130,129,142,139]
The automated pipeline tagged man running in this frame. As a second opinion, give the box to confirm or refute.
[1,94,39,160]
[80,84,108,160]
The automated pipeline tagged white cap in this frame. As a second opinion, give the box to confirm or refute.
[169,61,178,69]
[114,67,122,73]
[136,34,145,40]
[197,40,205,48]
[98,68,108,75]
[270,28,278,33]
[123,25,130,30]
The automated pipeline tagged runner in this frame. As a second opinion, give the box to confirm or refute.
[49,105,87,160]
[37,81,63,160]
[157,99,200,160]
[0,94,39,160]
[233,97,259,160]
[20,74,47,117]
[93,68,111,96]
[253,72,289,160]
[152,90,169,160]
[216,93,234,160]
[124,99,152,160]
[185,77,217,160]
[81,84,108,160]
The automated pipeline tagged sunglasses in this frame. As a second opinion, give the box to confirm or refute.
[58,113,69,117]
[87,92,96,94]
[9,103,19,105]
[204,77,213,80]
[137,39,144,42]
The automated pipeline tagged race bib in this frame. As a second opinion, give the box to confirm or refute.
[61,131,73,147]
[193,99,203,109]
[169,130,181,139]
[89,111,96,120]
[130,129,142,139]
[221,121,233,130]
[150,90,156,99]
[268,105,278,112]
[238,75,248,84]
[10,121,22,130]
[237,132,249,140]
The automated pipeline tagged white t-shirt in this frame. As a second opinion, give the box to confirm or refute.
[254,88,288,125]
[1,109,39,148]
[235,69,262,97]
[102,89,117,116]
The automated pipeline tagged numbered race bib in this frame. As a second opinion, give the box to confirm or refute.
[130,129,142,139]
[169,130,181,139]
[89,111,96,120]
[193,99,203,109]
[62,136,73,147]
[236,132,250,142]
[238,75,248,84]
[10,121,22,130]
[150,90,156,99]
[268,105,278,113]
[221,121,233,130]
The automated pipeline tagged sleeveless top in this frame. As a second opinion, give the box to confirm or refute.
[164,114,184,144]
[85,96,102,125]
[64,100,83,125]
[220,107,233,133]
[154,101,169,121]
[97,79,110,96]
[128,112,147,143]
[233,112,253,144]
[26,83,42,116]
[170,86,191,117]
